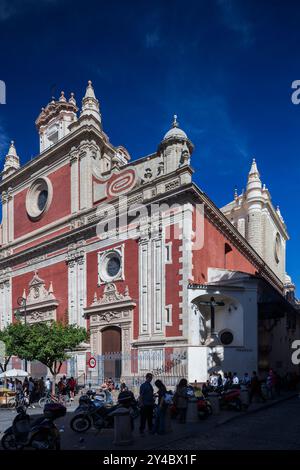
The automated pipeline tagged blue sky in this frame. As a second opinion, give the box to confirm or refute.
[0,0,299,291]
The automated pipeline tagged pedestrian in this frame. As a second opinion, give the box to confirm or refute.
[139,373,154,435]
[173,378,189,424]
[217,373,223,388]
[45,377,52,396]
[242,372,251,387]
[152,379,168,435]
[249,371,266,404]
[28,378,35,408]
[202,380,210,397]
[68,376,76,401]
[232,372,239,386]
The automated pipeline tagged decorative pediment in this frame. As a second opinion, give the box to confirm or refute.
[84,283,136,323]
[18,271,59,323]
[91,283,131,306]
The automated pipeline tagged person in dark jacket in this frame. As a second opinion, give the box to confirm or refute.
[174,378,188,423]
[249,371,266,403]
[152,379,168,435]
[139,373,154,435]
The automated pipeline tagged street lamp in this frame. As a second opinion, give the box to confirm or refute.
[17,295,27,372]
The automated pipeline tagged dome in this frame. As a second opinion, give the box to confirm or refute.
[163,115,187,140]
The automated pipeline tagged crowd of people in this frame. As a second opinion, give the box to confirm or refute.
[202,369,299,402]
[2,375,78,407]
[119,369,300,436]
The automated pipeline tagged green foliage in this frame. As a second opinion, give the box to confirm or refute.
[0,322,30,372]
[0,321,88,376]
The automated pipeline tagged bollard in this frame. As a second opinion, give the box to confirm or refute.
[186,397,198,423]
[208,392,220,415]
[165,406,172,433]
[260,383,268,401]
[109,407,134,446]
[240,386,249,408]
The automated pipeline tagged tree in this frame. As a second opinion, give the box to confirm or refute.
[7,321,88,393]
[0,322,30,372]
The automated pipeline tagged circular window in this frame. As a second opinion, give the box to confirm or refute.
[107,256,121,277]
[274,233,281,264]
[37,190,48,211]
[26,177,53,220]
[220,330,234,346]
[100,251,122,282]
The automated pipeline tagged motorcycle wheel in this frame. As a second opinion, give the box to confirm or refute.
[70,414,91,433]
[1,431,19,450]
[39,397,51,408]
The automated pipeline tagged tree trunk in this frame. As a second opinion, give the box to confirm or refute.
[52,374,56,395]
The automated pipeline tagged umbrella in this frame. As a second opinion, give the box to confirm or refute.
[0,368,28,378]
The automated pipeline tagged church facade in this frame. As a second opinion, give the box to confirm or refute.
[0,82,298,383]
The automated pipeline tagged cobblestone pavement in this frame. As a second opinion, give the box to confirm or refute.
[163,396,300,450]
[0,393,299,450]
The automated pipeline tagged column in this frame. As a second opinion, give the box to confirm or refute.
[67,258,77,325]
[152,234,164,334]
[70,152,79,214]
[139,235,150,336]
[1,192,8,245]
[77,254,87,328]
[7,189,14,243]
[0,277,12,329]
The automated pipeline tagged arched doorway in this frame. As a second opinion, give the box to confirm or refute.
[102,326,122,381]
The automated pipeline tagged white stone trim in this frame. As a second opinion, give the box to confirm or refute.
[8,192,14,243]
[0,278,12,329]
[70,155,79,213]
[152,236,164,334]
[139,238,150,335]
[97,245,124,285]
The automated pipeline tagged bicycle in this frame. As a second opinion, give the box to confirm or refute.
[39,393,71,408]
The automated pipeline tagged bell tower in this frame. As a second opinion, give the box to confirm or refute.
[35,91,78,153]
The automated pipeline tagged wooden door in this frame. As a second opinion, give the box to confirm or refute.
[102,327,122,381]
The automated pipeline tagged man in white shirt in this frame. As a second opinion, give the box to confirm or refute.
[232,373,239,385]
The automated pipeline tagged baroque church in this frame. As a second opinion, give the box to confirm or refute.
[0,81,298,383]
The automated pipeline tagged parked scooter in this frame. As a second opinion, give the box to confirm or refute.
[197,396,213,419]
[170,395,212,420]
[1,403,66,450]
[219,388,243,411]
[70,391,136,433]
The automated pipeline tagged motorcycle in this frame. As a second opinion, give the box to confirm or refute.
[70,395,118,433]
[197,397,213,419]
[170,395,212,420]
[70,391,138,433]
[219,388,243,411]
[1,403,66,450]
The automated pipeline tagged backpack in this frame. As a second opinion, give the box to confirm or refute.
[163,392,173,405]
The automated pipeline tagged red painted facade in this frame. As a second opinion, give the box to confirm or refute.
[192,211,257,284]
[14,164,71,239]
